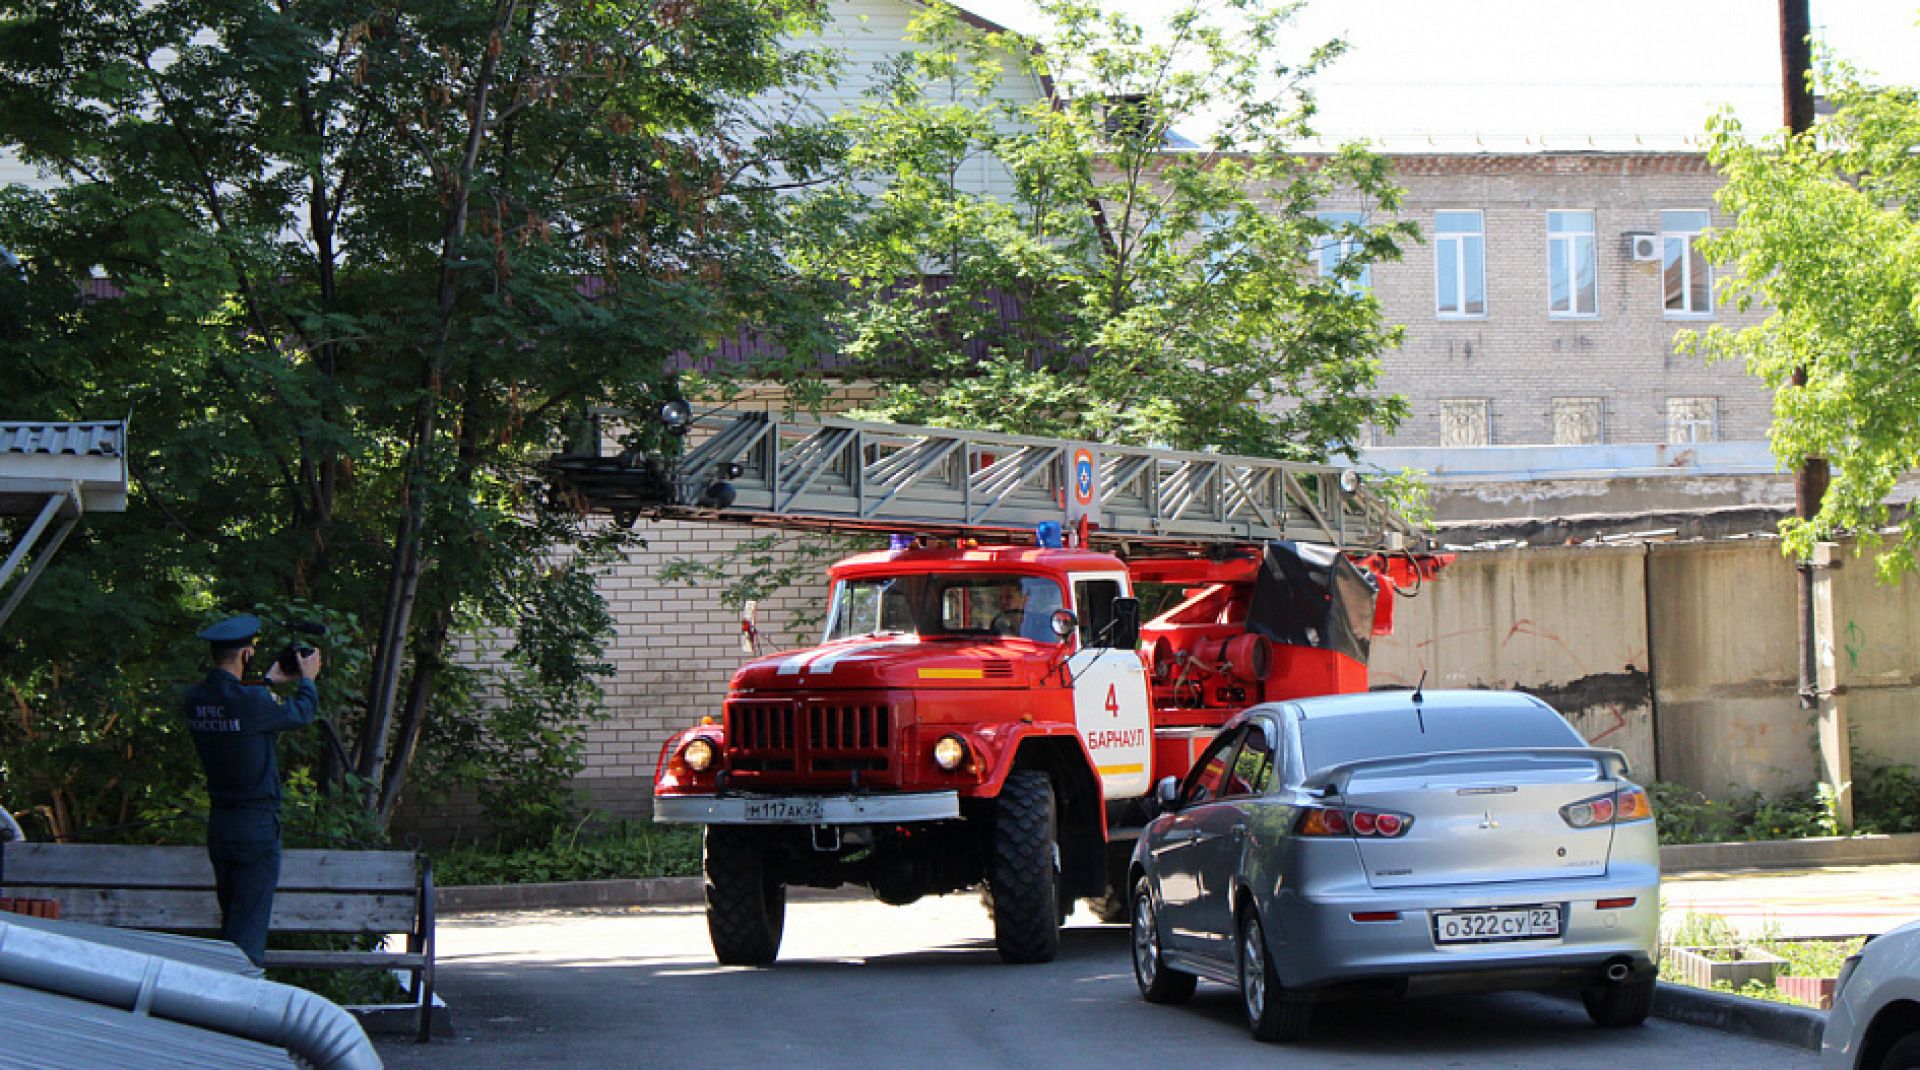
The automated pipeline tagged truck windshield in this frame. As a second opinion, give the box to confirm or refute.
[824,574,1064,644]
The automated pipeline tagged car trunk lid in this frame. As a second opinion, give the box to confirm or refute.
[1313,749,1620,890]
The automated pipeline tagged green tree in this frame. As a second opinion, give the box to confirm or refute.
[1686,60,1920,580]
[0,0,833,838]
[784,0,1412,460]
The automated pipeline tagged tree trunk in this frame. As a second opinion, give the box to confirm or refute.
[354,0,520,810]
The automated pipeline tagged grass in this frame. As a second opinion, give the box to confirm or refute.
[432,820,702,886]
[1659,910,1864,1008]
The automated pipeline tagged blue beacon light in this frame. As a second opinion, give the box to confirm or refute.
[1036,522,1063,549]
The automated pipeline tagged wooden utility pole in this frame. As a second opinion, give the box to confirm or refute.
[1780,0,1849,828]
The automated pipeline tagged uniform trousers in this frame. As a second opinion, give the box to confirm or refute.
[207,807,281,967]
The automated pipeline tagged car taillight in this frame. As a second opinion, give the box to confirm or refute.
[1561,785,1653,829]
[1294,806,1413,838]
[1615,786,1652,822]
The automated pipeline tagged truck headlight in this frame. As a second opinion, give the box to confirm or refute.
[933,734,969,771]
[683,738,715,772]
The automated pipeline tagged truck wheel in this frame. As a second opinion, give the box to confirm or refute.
[989,769,1061,965]
[705,826,785,965]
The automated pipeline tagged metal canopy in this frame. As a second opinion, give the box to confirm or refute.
[550,410,1419,555]
[0,420,128,629]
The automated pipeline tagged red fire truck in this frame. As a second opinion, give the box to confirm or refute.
[552,409,1445,966]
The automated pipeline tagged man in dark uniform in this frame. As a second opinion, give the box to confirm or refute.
[184,614,322,966]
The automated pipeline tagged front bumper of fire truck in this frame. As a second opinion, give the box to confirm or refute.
[654,790,960,826]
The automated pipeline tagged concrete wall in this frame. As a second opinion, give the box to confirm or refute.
[1823,547,1920,776]
[1645,540,1805,797]
[1370,544,1657,780]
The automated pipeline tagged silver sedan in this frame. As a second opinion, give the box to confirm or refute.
[1127,690,1661,1042]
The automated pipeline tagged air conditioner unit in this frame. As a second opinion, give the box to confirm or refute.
[1628,233,1661,261]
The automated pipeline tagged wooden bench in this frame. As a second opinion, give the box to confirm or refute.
[0,841,436,1041]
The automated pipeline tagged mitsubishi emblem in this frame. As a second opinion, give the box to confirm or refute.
[1479,811,1500,830]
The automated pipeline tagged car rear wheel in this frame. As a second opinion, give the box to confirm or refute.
[1239,910,1311,1042]
[1580,976,1654,1028]
[989,769,1062,964]
[704,826,785,965]
[1880,1033,1920,1070]
[1130,878,1195,1004]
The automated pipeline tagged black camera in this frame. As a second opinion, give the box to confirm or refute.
[271,619,328,677]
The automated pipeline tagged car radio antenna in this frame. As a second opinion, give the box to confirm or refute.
[1412,669,1427,733]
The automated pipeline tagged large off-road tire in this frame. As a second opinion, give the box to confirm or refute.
[705,826,786,966]
[989,769,1061,964]
[1580,976,1654,1028]
[1130,877,1196,1004]
[1240,910,1311,1042]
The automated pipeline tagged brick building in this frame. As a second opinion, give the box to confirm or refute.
[1341,150,1770,449]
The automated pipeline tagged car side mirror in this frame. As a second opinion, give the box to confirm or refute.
[1155,775,1180,812]
[1109,597,1140,650]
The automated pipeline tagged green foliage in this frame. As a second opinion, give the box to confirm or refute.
[784,0,1412,460]
[1854,762,1920,834]
[1652,782,1743,845]
[1682,57,1920,579]
[409,561,617,848]
[1659,911,1863,1007]
[1652,780,1840,844]
[0,0,833,840]
[433,820,701,885]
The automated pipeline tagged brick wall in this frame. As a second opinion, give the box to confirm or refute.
[1323,152,1773,446]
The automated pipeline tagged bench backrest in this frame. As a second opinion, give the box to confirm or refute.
[0,843,421,934]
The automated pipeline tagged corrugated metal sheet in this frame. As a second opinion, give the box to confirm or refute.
[0,913,260,977]
[0,422,123,458]
[0,983,300,1070]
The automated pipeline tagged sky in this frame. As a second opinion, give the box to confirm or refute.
[958,0,1920,149]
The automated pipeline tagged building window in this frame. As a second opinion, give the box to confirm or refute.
[1435,210,1486,317]
[1439,399,1491,447]
[1662,209,1712,316]
[1313,210,1370,292]
[1548,211,1597,317]
[1552,397,1604,445]
[1667,397,1717,443]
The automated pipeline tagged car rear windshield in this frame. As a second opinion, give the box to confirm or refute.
[1298,702,1584,773]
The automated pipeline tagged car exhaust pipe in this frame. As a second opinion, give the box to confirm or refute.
[1604,958,1632,982]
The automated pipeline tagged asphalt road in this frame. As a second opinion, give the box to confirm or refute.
[374,896,1819,1070]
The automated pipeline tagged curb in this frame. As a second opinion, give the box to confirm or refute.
[440,877,703,913]
[1662,832,1920,875]
[1650,982,1826,1051]
[439,877,865,914]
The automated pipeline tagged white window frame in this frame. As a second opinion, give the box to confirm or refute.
[1435,210,1486,319]
[1661,209,1713,318]
[1547,210,1598,319]
[1313,210,1370,293]
[1667,396,1718,444]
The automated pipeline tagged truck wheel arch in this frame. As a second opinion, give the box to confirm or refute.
[1005,736,1106,899]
